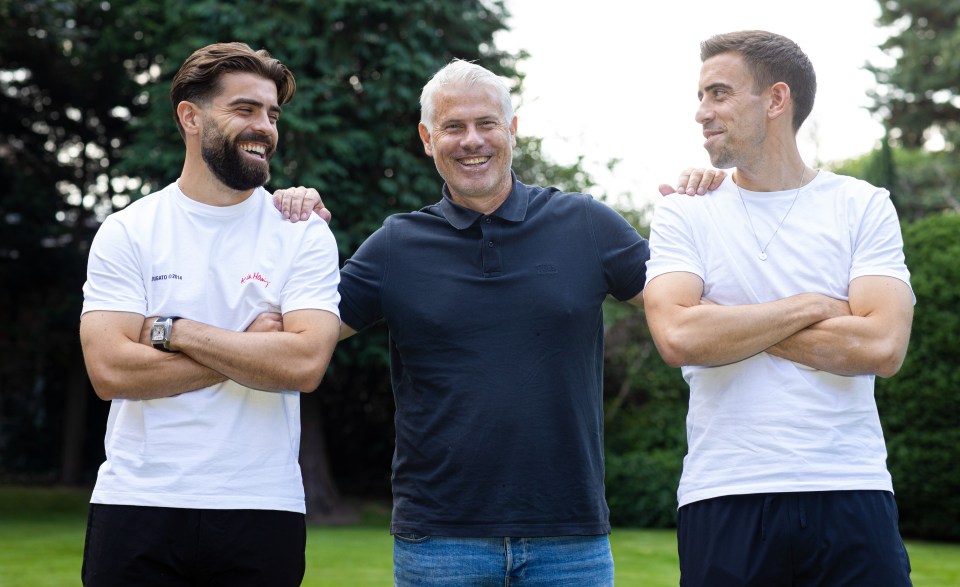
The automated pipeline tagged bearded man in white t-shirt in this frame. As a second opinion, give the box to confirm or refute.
[78,42,341,587]
[644,31,915,586]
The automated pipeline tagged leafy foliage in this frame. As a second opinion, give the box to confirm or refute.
[829,139,960,220]
[869,1,960,149]
[876,212,960,540]
[602,302,688,528]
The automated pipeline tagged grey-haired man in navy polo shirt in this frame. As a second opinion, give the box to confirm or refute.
[276,60,720,585]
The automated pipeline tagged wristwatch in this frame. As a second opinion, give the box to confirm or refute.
[150,316,181,352]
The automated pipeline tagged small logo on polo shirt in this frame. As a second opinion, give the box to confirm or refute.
[537,264,558,274]
[151,273,183,282]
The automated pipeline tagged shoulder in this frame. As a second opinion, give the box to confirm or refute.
[813,170,886,198]
[108,183,175,222]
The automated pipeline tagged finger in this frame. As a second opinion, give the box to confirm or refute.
[706,169,726,192]
[308,189,326,222]
[273,189,292,220]
[683,170,705,195]
[290,187,307,223]
[674,168,693,194]
[317,207,332,223]
[658,184,677,197]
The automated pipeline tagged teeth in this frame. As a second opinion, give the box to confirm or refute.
[240,143,266,155]
[460,157,489,165]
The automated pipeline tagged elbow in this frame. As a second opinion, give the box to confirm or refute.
[874,351,906,379]
[291,360,330,393]
[294,373,324,393]
[83,363,125,401]
[652,332,693,368]
[872,340,908,378]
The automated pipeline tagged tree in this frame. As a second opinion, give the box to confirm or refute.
[0,0,149,484]
[868,1,960,150]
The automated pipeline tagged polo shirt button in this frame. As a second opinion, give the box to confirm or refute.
[487,241,494,247]
[484,218,492,224]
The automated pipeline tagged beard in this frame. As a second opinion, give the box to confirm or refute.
[200,119,273,191]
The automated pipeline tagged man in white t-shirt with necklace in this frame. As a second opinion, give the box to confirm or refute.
[79,42,341,586]
[644,30,915,586]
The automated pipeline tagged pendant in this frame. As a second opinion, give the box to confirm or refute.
[758,251,768,261]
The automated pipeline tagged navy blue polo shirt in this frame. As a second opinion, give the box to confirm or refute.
[339,175,649,537]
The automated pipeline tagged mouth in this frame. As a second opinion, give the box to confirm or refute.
[457,155,491,167]
[701,129,724,149]
[239,142,270,160]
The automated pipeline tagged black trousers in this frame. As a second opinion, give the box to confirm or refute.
[82,504,306,587]
[677,490,913,587]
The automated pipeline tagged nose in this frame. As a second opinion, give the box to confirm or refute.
[460,123,484,149]
[250,110,274,135]
[695,99,713,125]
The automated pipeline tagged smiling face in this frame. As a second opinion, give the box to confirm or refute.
[695,52,769,170]
[418,84,517,212]
[198,71,280,191]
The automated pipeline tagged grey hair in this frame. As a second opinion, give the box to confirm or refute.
[419,59,514,133]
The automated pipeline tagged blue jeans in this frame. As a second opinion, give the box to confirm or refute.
[393,534,614,586]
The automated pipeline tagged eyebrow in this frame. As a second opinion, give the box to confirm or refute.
[227,97,282,115]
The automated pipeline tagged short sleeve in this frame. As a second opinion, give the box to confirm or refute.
[81,215,148,316]
[850,189,912,291]
[584,197,649,301]
[338,224,389,330]
[280,218,341,318]
[645,195,705,287]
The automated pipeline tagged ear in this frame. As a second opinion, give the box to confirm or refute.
[509,115,518,148]
[767,82,791,122]
[177,101,202,136]
[418,122,433,157]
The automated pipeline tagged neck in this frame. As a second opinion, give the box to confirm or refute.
[178,155,256,206]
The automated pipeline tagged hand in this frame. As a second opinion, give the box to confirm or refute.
[139,316,157,345]
[273,186,331,223]
[245,312,283,333]
[659,168,727,196]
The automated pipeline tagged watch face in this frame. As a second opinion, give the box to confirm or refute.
[150,322,166,343]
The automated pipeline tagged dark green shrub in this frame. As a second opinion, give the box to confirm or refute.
[878,212,960,540]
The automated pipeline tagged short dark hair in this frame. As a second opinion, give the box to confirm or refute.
[700,30,816,132]
[170,42,296,140]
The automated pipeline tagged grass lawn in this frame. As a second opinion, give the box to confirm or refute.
[1,486,957,586]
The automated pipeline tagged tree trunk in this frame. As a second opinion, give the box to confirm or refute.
[59,349,89,485]
[300,390,358,524]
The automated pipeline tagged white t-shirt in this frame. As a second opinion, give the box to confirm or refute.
[82,182,340,513]
[646,171,913,508]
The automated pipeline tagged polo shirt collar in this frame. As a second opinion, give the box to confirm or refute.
[438,171,529,229]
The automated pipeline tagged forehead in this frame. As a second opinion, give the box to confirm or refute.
[699,52,753,90]
[212,71,279,106]
[432,84,504,122]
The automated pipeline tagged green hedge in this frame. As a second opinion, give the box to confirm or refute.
[877,212,960,540]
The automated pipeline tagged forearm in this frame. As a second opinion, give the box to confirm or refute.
[170,312,339,392]
[768,315,909,377]
[769,276,914,377]
[651,293,846,367]
[80,311,226,400]
[92,350,226,400]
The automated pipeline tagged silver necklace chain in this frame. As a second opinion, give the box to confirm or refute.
[735,167,807,261]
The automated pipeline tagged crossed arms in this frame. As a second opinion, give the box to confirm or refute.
[80,309,340,400]
[643,272,914,377]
